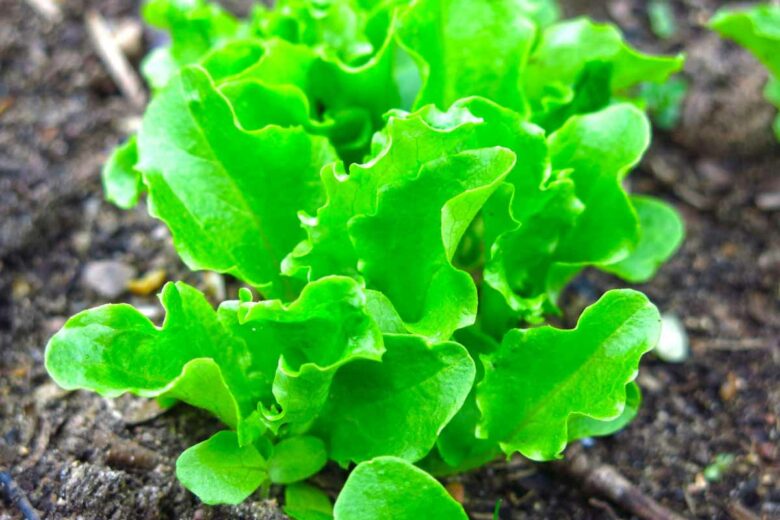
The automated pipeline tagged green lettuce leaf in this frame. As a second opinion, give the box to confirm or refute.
[45,282,253,429]
[349,147,515,339]
[398,0,537,113]
[102,136,143,210]
[426,327,501,475]
[710,4,780,140]
[291,102,522,339]
[137,65,337,298]
[142,0,245,89]
[268,436,328,484]
[285,482,334,520]
[710,4,780,77]
[333,457,468,520]
[232,276,384,432]
[524,18,684,125]
[176,431,267,505]
[601,195,685,283]
[567,381,642,441]
[484,103,650,320]
[476,289,660,460]
[315,334,475,465]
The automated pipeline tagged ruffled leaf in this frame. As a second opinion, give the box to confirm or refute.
[398,0,537,113]
[142,0,245,89]
[567,382,642,441]
[349,147,515,338]
[484,104,650,320]
[45,282,253,429]
[315,334,475,465]
[232,276,384,432]
[525,18,684,124]
[136,65,337,296]
[477,289,660,461]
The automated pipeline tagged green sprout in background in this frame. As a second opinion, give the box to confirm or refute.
[710,3,780,140]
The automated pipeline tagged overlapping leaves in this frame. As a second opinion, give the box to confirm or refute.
[49,0,686,514]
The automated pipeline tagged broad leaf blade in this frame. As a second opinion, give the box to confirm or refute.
[525,18,684,118]
[176,431,267,505]
[349,147,515,339]
[398,0,537,113]
[45,282,252,428]
[333,457,468,520]
[285,482,334,520]
[316,334,475,465]
[710,4,780,78]
[235,276,384,430]
[136,65,337,295]
[141,0,244,89]
[268,436,328,484]
[477,289,660,461]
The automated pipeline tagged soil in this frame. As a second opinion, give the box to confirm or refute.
[1,0,778,519]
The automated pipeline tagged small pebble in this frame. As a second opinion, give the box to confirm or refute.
[719,372,743,402]
[136,303,163,322]
[202,271,226,302]
[82,260,136,298]
[756,192,780,211]
[113,18,143,58]
[655,313,690,363]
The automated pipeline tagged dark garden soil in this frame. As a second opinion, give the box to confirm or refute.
[1,0,778,518]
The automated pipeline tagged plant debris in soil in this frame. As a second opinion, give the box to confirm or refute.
[1,0,778,519]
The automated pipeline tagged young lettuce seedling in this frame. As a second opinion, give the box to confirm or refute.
[710,3,780,141]
[47,0,685,516]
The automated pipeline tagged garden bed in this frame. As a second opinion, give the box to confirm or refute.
[1,0,778,518]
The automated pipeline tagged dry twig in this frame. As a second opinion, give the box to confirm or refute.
[0,472,40,520]
[552,452,687,520]
[23,0,62,22]
[85,10,147,110]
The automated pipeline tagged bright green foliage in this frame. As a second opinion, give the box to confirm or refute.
[568,381,642,441]
[102,136,142,209]
[638,77,689,130]
[46,282,254,428]
[710,4,780,140]
[268,436,328,484]
[314,334,475,465]
[284,482,334,520]
[176,431,267,505]
[137,66,337,297]
[648,0,677,40]
[602,196,685,283]
[46,0,686,514]
[333,457,468,520]
[477,290,660,460]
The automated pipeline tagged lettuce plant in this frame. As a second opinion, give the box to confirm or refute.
[710,3,780,140]
[46,0,685,516]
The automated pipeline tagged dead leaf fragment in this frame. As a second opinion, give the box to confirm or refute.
[127,268,167,296]
[445,481,465,504]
